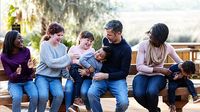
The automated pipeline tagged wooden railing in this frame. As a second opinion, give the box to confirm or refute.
[169,43,200,49]
[131,48,200,64]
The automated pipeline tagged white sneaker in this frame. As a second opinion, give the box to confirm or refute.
[193,96,200,103]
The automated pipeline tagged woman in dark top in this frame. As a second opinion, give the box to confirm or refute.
[1,30,38,112]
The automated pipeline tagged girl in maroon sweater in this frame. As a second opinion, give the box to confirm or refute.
[1,30,38,112]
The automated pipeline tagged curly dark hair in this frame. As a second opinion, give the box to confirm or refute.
[102,46,112,60]
[182,60,196,74]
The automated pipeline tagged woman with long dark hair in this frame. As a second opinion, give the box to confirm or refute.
[132,23,182,112]
[1,30,38,112]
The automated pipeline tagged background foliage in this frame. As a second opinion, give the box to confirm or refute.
[4,0,118,51]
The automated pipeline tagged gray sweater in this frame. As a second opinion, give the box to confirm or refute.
[79,52,102,77]
[36,41,71,77]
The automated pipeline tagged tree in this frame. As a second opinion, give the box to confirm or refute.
[5,0,118,50]
[32,0,116,42]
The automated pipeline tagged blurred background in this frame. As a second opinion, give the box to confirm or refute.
[1,1,200,111]
[1,0,200,54]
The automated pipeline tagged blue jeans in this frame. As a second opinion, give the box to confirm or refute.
[81,79,92,110]
[168,79,197,105]
[64,79,74,111]
[88,79,129,112]
[64,79,92,111]
[132,74,166,112]
[8,81,38,112]
[35,75,64,112]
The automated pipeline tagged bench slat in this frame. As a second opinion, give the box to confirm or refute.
[0,94,29,105]
[101,85,200,98]
[0,69,8,81]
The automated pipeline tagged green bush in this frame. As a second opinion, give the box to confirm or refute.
[93,32,103,50]
[24,31,41,52]
[62,39,73,49]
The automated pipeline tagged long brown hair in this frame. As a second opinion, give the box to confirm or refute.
[41,22,64,41]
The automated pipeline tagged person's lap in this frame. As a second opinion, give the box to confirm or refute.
[88,79,128,112]
[132,74,166,111]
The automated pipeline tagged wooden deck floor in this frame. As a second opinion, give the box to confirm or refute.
[0,97,199,112]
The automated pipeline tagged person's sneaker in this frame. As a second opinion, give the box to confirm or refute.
[193,96,200,103]
[73,97,84,106]
[68,105,79,112]
[169,105,176,112]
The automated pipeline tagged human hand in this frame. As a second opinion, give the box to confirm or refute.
[154,67,171,75]
[65,65,70,71]
[27,59,36,68]
[173,74,179,80]
[16,65,22,75]
[93,72,109,80]
[173,72,183,80]
[78,68,89,76]
[160,68,172,75]
[88,66,95,73]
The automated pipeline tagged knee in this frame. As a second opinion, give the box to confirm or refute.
[54,92,64,101]
[81,88,88,98]
[29,93,38,103]
[64,86,73,94]
[38,93,49,103]
[87,89,98,101]
[65,80,73,93]
[87,89,94,98]
[146,89,158,97]
[12,94,22,102]
[133,89,145,98]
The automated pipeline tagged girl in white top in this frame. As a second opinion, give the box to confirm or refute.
[68,31,95,63]
[132,23,182,112]
[65,31,95,112]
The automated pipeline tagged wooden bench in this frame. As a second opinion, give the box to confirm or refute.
[100,63,200,112]
[0,64,200,112]
[0,69,34,105]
